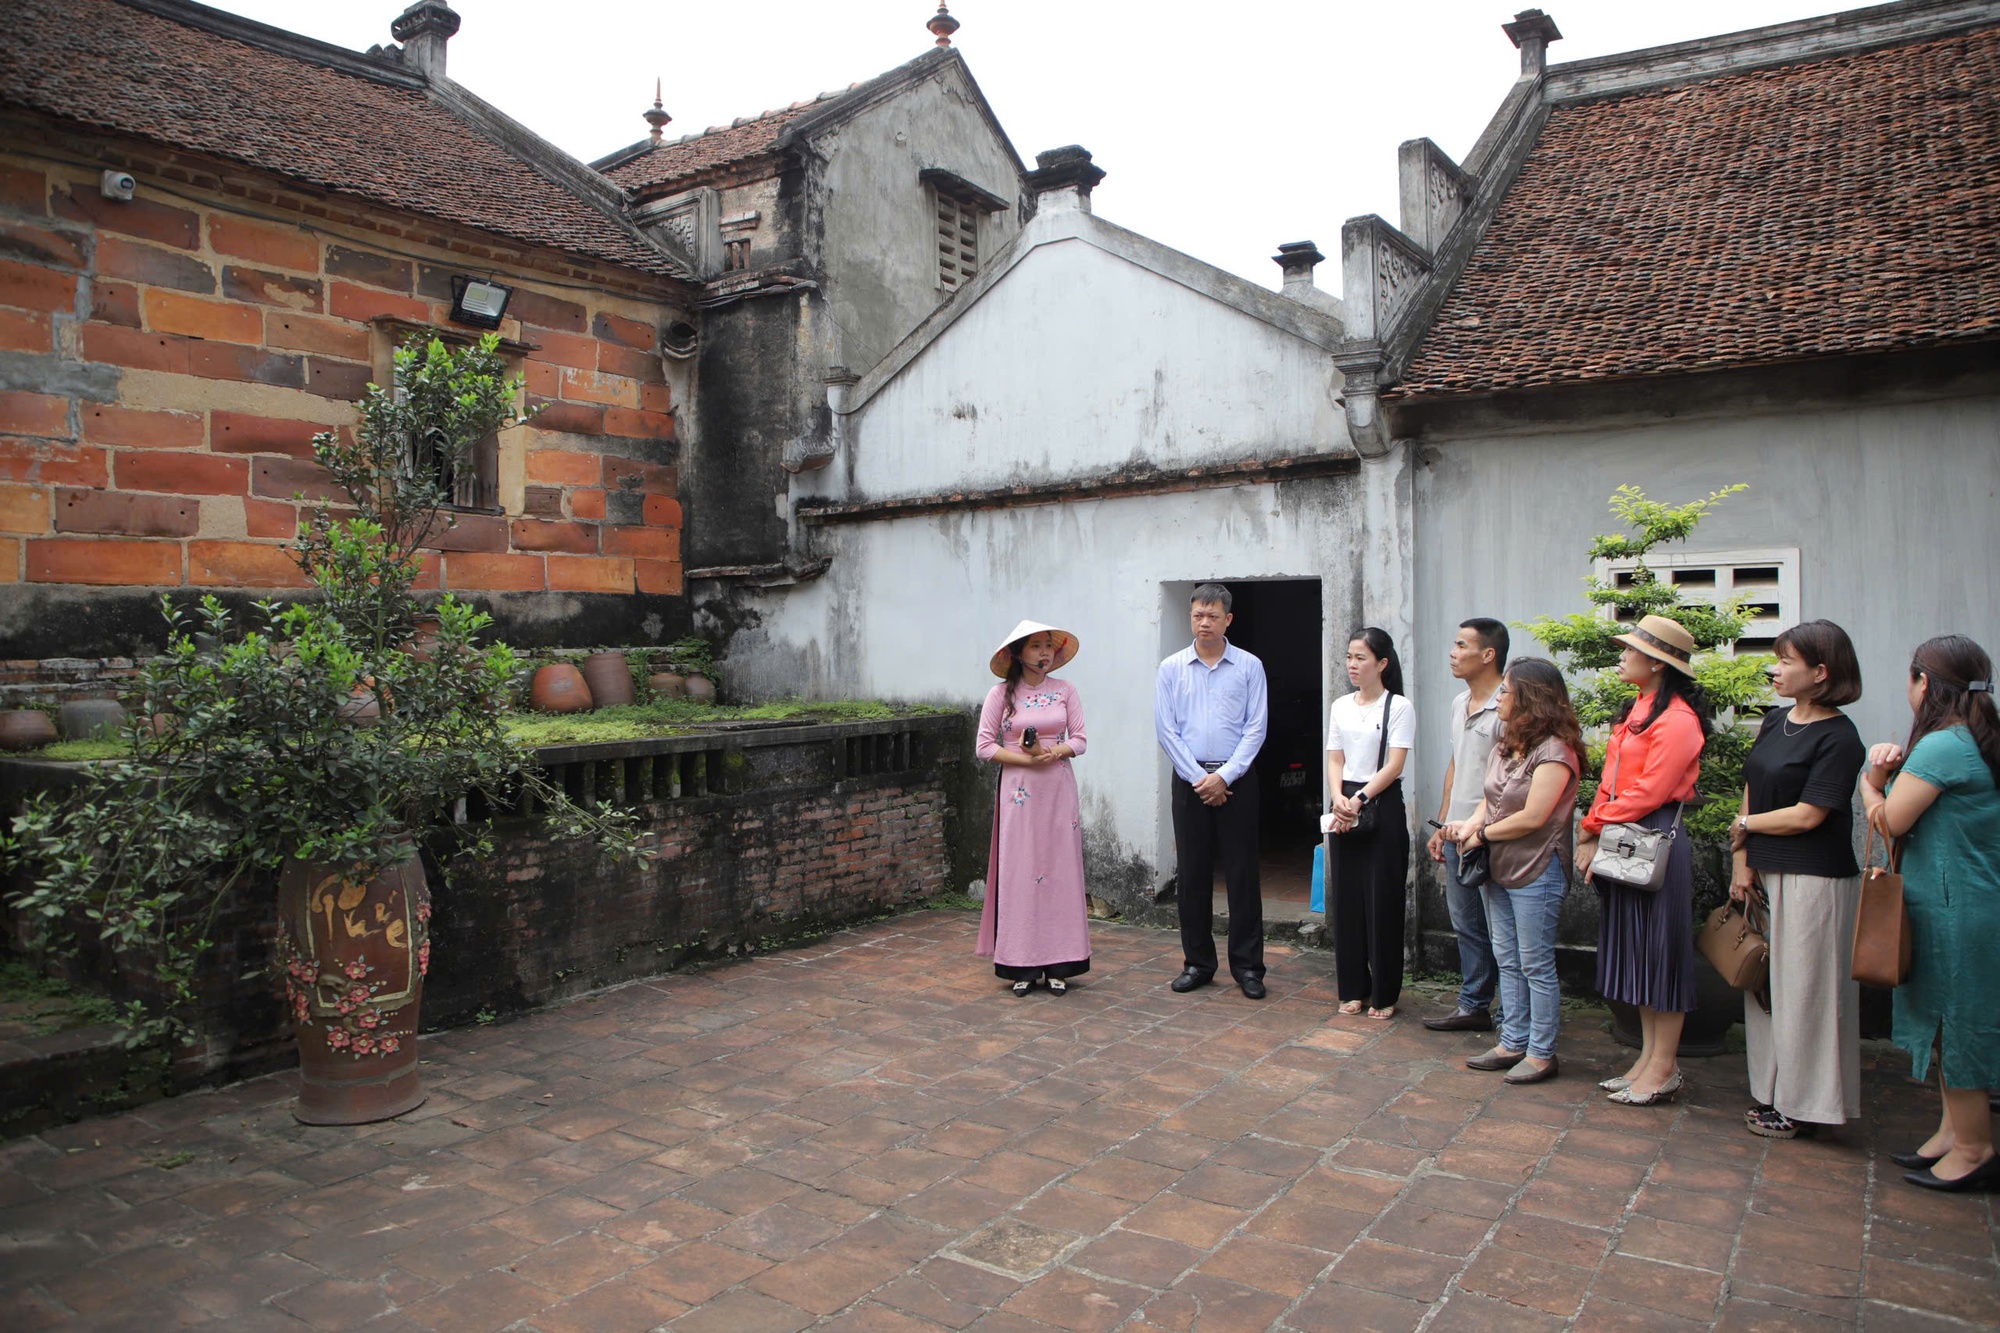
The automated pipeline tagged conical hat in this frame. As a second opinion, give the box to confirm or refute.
[989,619,1079,679]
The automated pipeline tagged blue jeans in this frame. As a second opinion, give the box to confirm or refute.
[1482,856,1567,1060]
[1444,844,1497,1013]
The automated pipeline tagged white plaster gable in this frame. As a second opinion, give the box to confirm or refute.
[829,206,1352,500]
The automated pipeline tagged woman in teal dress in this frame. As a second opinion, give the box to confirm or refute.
[1861,635,2000,1192]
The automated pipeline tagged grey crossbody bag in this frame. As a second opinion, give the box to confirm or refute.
[1586,743,1683,892]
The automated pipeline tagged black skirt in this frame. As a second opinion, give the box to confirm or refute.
[1593,804,1697,1013]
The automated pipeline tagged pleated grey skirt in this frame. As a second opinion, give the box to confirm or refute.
[1593,804,1697,1013]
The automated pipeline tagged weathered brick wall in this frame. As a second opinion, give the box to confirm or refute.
[425,767,952,1029]
[0,716,964,1097]
[0,654,143,709]
[0,133,692,658]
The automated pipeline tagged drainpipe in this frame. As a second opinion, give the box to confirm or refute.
[1331,351,1392,459]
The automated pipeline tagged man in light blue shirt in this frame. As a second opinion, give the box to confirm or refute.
[1156,583,1269,998]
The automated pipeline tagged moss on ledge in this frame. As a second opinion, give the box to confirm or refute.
[6,700,955,763]
[25,739,124,762]
[501,698,952,747]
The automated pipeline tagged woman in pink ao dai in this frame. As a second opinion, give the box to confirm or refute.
[976,619,1091,996]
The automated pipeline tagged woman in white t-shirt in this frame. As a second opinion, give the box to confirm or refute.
[1325,627,1417,1017]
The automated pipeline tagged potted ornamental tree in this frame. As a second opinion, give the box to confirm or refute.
[4,335,644,1124]
[1521,484,1772,1055]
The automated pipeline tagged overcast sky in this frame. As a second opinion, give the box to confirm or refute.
[205,0,1847,288]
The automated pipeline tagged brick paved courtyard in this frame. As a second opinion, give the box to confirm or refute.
[3,911,1995,1332]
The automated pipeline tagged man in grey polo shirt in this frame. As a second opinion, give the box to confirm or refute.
[1423,618,1508,1033]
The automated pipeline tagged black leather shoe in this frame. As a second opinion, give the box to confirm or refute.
[1465,1049,1526,1071]
[1423,1008,1495,1032]
[1904,1156,2000,1192]
[1170,968,1212,994]
[1890,1149,1945,1171]
[1238,976,1267,1000]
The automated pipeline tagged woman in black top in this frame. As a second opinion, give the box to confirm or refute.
[1729,620,1867,1139]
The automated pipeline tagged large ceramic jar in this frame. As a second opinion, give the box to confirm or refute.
[404,617,443,663]
[0,709,57,750]
[58,699,126,740]
[648,671,687,699]
[276,853,431,1124]
[581,651,636,709]
[684,672,717,703]
[531,663,593,713]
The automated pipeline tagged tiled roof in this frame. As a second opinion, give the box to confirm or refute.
[0,0,684,277]
[603,104,821,192]
[598,49,970,194]
[1396,25,2000,399]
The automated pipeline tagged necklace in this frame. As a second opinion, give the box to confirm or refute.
[1781,706,1823,737]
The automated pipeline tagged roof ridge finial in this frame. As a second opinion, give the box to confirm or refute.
[643,79,673,146]
[927,2,960,47]
[390,0,459,81]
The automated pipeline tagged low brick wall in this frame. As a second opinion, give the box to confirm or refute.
[422,717,962,1027]
[0,713,968,1126]
[0,654,143,710]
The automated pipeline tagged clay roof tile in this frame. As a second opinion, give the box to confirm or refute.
[1397,25,2000,398]
[0,0,684,277]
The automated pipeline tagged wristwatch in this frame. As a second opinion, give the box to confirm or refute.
[1354,792,1370,806]
[1736,816,1751,837]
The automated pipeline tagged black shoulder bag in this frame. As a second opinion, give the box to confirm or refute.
[1337,698,1393,837]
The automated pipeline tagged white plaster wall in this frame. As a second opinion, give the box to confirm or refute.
[723,217,1367,899]
[812,67,1022,368]
[840,239,1344,497]
[1410,393,2000,806]
[729,478,1369,892]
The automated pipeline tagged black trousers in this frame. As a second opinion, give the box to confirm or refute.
[1332,782,1409,1007]
[1172,767,1264,981]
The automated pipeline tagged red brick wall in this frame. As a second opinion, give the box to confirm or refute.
[0,150,689,611]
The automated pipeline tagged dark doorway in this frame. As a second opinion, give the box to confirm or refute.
[1223,579,1323,911]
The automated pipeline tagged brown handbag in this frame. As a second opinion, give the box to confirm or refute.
[1699,882,1769,993]
[1852,821,1913,987]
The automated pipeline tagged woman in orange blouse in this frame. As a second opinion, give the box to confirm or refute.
[1579,616,1712,1108]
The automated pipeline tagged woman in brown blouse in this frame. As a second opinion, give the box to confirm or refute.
[1450,659,1582,1084]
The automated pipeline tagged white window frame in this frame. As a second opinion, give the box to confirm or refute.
[1594,547,1800,655]
[373,321,516,513]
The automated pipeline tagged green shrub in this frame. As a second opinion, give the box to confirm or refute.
[1519,484,1772,847]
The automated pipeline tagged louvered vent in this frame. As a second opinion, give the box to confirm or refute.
[935,188,979,292]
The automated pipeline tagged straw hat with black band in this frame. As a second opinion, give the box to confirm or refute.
[1612,615,1697,676]
[989,619,1080,679]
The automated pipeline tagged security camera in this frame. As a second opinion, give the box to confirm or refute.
[100,170,136,201]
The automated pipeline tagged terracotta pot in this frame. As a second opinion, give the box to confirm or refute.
[278,853,431,1125]
[58,699,126,740]
[531,663,593,713]
[684,672,716,704]
[581,651,636,709]
[404,617,443,663]
[649,671,688,699]
[339,684,382,728]
[0,709,57,750]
